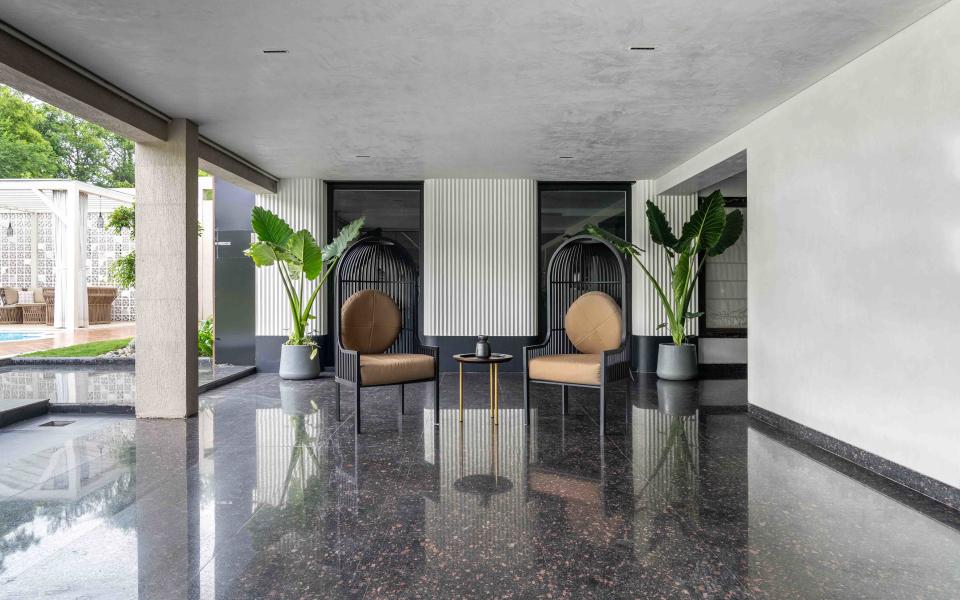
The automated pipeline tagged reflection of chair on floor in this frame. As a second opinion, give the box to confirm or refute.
[523,235,630,434]
[334,236,439,433]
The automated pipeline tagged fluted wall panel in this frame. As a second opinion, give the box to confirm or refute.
[423,179,537,336]
[255,178,326,336]
[631,180,699,336]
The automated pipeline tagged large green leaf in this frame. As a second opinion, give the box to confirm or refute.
[707,208,743,256]
[251,206,294,246]
[321,217,365,262]
[286,229,324,280]
[584,224,643,259]
[679,190,726,252]
[244,241,278,267]
[672,249,693,310]
[645,201,679,254]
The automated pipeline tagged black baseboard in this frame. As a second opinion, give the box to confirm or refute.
[423,336,538,372]
[749,404,960,512]
[698,363,748,379]
[633,335,673,372]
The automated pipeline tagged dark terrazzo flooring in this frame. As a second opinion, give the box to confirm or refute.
[0,372,957,599]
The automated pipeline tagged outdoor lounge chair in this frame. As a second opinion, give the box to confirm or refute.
[523,235,630,435]
[334,236,439,433]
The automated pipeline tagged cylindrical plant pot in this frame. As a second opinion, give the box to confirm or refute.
[656,343,698,381]
[656,379,699,415]
[279,344,320,380]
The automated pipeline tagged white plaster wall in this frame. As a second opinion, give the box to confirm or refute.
[656,1,960,487]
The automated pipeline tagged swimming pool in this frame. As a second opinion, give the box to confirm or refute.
[0,331,47,342]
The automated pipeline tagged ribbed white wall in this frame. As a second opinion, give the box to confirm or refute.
[423,179,537,336]
[631,180,699,336]
[255,178,326,336]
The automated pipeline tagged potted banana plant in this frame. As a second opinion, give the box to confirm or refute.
[586,190,743,380]
[245,207,363,379]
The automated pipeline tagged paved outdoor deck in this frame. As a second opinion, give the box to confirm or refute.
[0,322,136,358]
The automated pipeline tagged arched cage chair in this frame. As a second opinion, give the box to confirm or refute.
[523,235,630,434]
[334,236,439,433]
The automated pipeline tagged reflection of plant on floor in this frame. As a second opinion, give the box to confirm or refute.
[636,416,699,514]
[0,502,40,575]
[247,416,327,550]
[198,316,214,357]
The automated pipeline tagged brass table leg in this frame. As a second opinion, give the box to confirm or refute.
[459,362,463,423]
[489,364,494,419]
[494,363,499,426]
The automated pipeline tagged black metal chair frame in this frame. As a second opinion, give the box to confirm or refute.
[334,236,440,433]
[523,235,630,434]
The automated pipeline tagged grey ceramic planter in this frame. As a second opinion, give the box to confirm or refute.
[656,343,698,381]
[279,344,320,380]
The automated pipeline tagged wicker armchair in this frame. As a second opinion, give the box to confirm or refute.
[0,305,22,324]
[334,236,439,434]
[523,235,630,435]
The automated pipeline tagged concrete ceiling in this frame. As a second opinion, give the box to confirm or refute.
[0,0,947,180]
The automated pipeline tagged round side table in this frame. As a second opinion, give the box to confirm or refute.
[452,353,513,425]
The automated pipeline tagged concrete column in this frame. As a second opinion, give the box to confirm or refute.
[135,119,199,418]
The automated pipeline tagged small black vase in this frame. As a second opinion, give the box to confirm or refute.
[475,335,491,358]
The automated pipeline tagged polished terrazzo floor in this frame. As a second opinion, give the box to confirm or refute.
[1,372,958,599]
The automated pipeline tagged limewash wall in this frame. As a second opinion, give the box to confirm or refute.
[656,1,960,488]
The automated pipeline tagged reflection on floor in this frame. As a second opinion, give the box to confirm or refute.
[0,363,253,409]
[0,373,958,598]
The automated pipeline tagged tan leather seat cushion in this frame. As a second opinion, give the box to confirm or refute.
[360,353,434,386]
[340,289,402,354]
[529,353,602,385]
[564,291,622,354]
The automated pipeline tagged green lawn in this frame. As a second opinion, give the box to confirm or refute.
[22,338,132,358]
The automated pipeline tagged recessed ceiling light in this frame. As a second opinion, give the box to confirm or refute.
[559,156,574,159]
[628,46,656,51]
[262,49,289,54]
[355,155,372,158]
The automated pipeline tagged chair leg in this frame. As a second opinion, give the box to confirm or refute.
[561,385,569,416]
[400,384,405,415]
[524,377,531,426]
[355,387,362,434]
[433,377,440,425]
[335,383,341,421]
[599,385,606,437]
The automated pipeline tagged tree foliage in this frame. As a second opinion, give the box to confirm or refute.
[0,84,134,187]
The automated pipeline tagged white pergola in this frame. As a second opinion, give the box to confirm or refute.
[0,179,135,329]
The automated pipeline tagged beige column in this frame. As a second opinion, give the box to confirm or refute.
[135,119,199,418]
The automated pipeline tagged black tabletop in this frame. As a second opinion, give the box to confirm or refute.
[453,353,514,364]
